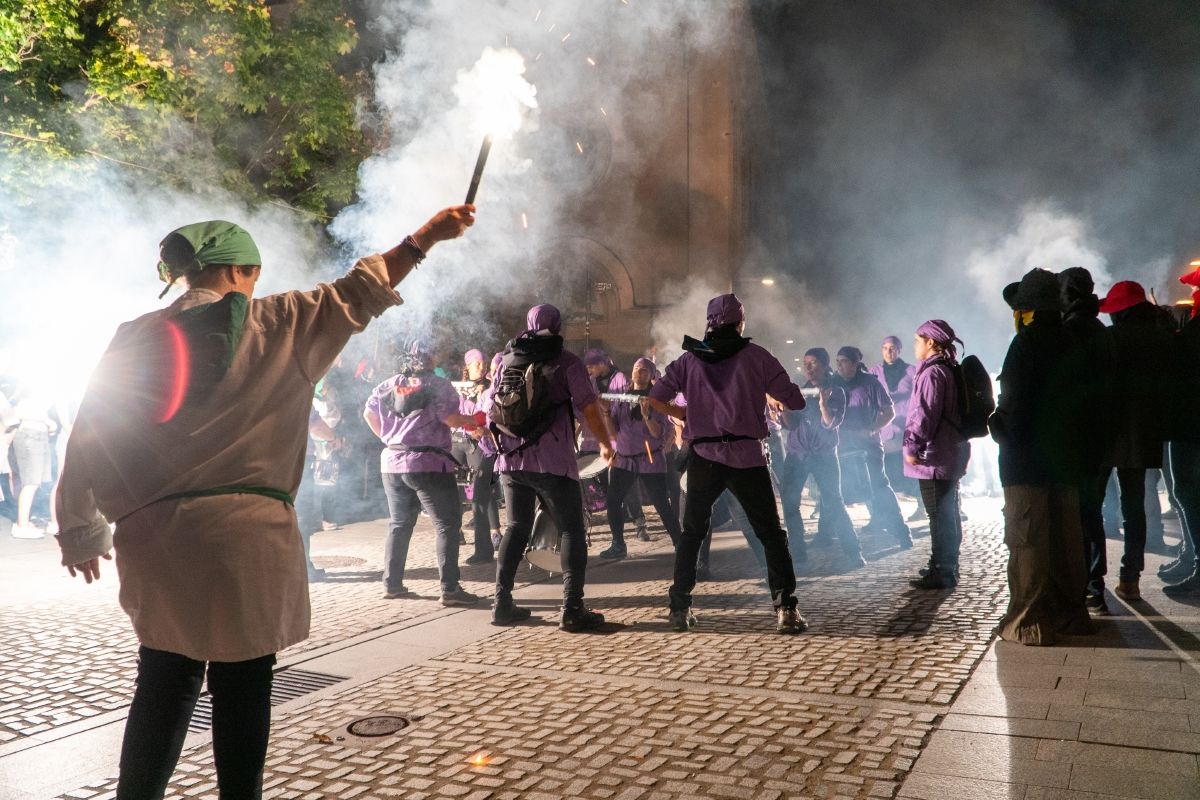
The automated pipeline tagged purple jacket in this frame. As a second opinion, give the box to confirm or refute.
[366,374,460,474]
[609,394,668,474]
[836,371,893,453]
[487,349,598,479]
[783,382,846,460]
[458,392,496,457]
[903,353,969,480]
[649,343,805,469]
[580,369,628,452]
[869,360,917,453]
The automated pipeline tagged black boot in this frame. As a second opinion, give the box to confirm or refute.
[560,605,605,632]
[1162,572,1200,597]
[910,568,956,590]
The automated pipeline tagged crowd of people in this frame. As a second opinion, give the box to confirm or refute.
[4,197,1192,798]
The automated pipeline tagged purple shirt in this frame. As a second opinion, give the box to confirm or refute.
[869,360,917,452]
[836,371,893,453]
[649,343,805,468]
[366,374,460,474]
[580,369,628,452]
[458,392,496,457]
[488,350,598,479]
[783,382,846,460]
[609,394,668,474]
[903,354,970,480]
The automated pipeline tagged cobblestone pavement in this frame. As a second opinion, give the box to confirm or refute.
[52,497,1036,800]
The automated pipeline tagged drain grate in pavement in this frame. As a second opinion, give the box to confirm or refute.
[187,667,347,733]
[346,715,410,737]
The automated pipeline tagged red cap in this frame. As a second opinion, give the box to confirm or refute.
[1180,268,1200,288]
[1098,281,1147,314]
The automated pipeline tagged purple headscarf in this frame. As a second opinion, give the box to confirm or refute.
[706,293,745,330]
[526,303,562,335]
[583,348,612,367]
[916,319,962,359]
[463,348,485,365]
[882,335,902,349]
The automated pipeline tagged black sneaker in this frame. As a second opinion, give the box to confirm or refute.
[560,606,605,632]
[1084,594,1111,616]
[382,586,418,599]
[777,607,808,634]
[441,587,480,607]
[895,527,914,550]
[465,553,494,566]
[599,546,627,560]
[1159,559,1195,582]
[1162,573,1200,597]
[668,608,697,632]
[492,600,532,625]
[910,572,956,590]
[844,552,867,569]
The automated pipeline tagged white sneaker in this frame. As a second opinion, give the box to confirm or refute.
[11,524,44,539]
[45,521,59,536]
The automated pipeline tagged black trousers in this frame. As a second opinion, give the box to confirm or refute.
[863,446,907,532]
[496,471,589,607]
[671,453,796,612]
[1076,469,1109,598]
[116,646,275,800]
[382,471,462,593]
[920,478,963,578]
[452,439,501,558]
[1115,467,1148,580]
[606,467,681,547]
[1170,441,1200,567]
[779,452,860,559]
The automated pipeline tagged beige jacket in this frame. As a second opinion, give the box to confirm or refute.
[55,256,401,662]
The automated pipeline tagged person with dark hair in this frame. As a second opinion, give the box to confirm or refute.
[991,268,1093,645]
[648,294,808,634]
[55,206,474,799]
[364,340,484,606]
[870,335,920,505]
[778,347,862,569]
[1098,280,1177,601]
[1058,267,1116,614]
[487,304,615,632]
[903,320,970,590]
[833,345,913,549]
[454,348,502,564]
[601,357,682,558]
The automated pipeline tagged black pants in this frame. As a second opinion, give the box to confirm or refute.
[452,439,500,559]
[884,449,919,497]
[606,467,681,547]
[116,646,275,800]
[1076,469,1109,599]
[496,471,589,607]
[382,471,462,593]
[672,453,796,611]
[779,452,860,559]
[920,478,963,578]
[1170,441,1200,568]
[1115,467,1148,580]
[862,446,907,532]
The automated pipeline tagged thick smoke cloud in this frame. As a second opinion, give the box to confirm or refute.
[750,0,1200,365]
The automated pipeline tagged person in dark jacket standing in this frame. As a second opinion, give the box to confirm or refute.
[991,268,1093,646]
[1098,280,1176,601]
[903,320,970,590]
[1162,265,1200,596]
[1058,268,1116,615]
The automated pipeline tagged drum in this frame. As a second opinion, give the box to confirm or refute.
[576,453,608,515]
[524,507,561,572]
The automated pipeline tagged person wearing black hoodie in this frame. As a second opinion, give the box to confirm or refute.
[991,268,1093,646]
[1058,268,1116,615]
[1162,266,1200,596]
[1097,280,1177,602]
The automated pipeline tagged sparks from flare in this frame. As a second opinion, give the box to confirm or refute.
[562,32,572,43]
[576,141,584,153]
[521,212,528,229]
[468,752,492,767]
[586,57,596,66]
[599,106,607,116]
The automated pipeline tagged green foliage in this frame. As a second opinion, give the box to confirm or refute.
[0,0,369,214]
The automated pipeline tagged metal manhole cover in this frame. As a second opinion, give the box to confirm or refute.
[347,715,410,737]
[311,556,367,568]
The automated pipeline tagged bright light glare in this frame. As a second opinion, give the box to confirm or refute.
[760,278,775,286]
[454,47,538,141]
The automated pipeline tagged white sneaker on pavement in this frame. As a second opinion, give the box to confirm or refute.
[11,524,44,539]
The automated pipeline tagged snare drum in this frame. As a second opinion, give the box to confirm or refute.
[524,507,561,572]
[576,453,609,515]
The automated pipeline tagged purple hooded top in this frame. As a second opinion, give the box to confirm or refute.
[903,352,969,480]
[836,371,893,453]
[650,343,805,468]
[484,305,599,479]
[869,359,917,452]
[608,358,668,473]
[783,380,846,460]
[366,373,460,473]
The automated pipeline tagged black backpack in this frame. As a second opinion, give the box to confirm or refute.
[489,334,566,448]
[391,380,434,416]
[952,354,995,439]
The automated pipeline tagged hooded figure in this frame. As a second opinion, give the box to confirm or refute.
[1162,266,1200,596]
[991,268,1093,645]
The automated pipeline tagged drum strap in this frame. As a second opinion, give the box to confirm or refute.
[387,444,464,468]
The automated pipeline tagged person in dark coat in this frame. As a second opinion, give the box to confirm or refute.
[991,268,1093,646]
[1099,280,1177,601]
[1162,266,1200,596]
[1058,268,1116,615]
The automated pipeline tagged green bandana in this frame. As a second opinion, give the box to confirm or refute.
[157,220,262,293]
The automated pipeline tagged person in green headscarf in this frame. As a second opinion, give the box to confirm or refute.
[55,203,474,798]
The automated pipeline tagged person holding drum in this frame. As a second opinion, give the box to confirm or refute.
[648,293,809,635]
[600,357,683,559]
[453,348,502,565]
[487,304,614,632]
[364,341,484,606]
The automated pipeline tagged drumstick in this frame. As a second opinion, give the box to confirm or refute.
[645,440,654,464]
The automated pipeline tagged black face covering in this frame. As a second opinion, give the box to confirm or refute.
[681,324,751,364]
